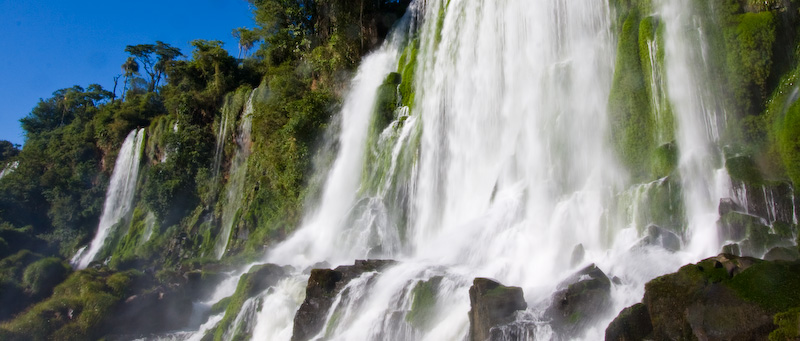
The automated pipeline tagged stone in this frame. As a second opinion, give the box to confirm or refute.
[468,278,527,341]
[544,264,611,338]
[764,246,800,261]
[605,303,652,341]
[570,244,585,267]
[292,259,396,341]
[642,224,681,251]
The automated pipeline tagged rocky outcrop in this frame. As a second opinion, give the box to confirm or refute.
[607,254,800,340]
[544,264,612,338]
[605,303,652,341]
[291,259,396,341]
[468,278,527,341]
[640,224,681,251]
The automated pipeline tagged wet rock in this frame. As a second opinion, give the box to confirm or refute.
[609,254,800,340]
[641,224,681,251]
[764,246,800,261]
[605,303,652,341]
[468,278,527,341]
[570,244,585,267]
[292,259,396,341]
[722,243,741,256]
[718,197,741,216]
[544,264,611,338]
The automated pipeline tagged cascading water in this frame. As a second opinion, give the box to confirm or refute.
[182,0,756,339]
[214,90,256,259]
[73,128,146,269]
[0,160,18,180]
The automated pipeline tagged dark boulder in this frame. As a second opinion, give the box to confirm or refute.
[292,259,396,341]
[608,254,800,340]
[764,246,800,261]
[544,264,611,338]
[641,224,681,251]
[605,303,652,341]
[468,278,527,341]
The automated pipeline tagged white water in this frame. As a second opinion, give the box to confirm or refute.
[0,160,18,180]
[661,0,728,257]
[74,128,146,269]
[184,0,747,339]
[214,91,256,259]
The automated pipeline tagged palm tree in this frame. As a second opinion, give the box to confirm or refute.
[121,57,139,100]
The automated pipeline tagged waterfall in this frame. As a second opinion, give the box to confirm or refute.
[214,90,256,259]
[661,0,729,257]
[185,0,748,339]
[0,160,18,180]
[73,128,145,269]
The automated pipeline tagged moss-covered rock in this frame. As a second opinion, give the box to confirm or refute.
[605,303,653,341]
[610,254,800,340]
[213,263,290,341]
[468,278,527,341]
[544,264,612,338]
[406,276,443,330]
[608,10,655,181]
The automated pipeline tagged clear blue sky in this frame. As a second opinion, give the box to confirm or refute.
[0,0,256,146]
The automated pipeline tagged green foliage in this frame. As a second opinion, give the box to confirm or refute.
[0,268,143,340]
[770,307,800,340]
[22,257,70,299]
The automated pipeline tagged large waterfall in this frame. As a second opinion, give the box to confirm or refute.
[73,128,146,269]
[181,0,746,339]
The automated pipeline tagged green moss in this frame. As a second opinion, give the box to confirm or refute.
[727,261,800,312]
[1,268,143,340]
[210,296,232,315]
[770,307,800,340]
[398,39,420,109]
[726,154,765,185]
[651,142,678,178]
[22,257,70,298]
[405,276,442,329]
[608,11,654,181]
[726,11,777,115]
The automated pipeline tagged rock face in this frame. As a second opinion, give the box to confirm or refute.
[544,264,612,338]
[291,259,396,341]
[605,303,652,341]
[607,254,800,340]
[468,278,527,341]
[641,224,681,251]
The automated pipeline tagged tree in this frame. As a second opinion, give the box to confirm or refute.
[124,41,182,92]
[121,57,139,100]
[232,27,260,58]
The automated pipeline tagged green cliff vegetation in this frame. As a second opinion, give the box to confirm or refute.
[0,0,411,338]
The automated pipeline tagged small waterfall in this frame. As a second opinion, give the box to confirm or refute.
[73,128,146,269]
[661,0,728,256]
[214,91,256,259]
[0,160,19,180]
[267,26,408,266]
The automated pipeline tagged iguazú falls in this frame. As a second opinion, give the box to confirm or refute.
[2,0,800,340]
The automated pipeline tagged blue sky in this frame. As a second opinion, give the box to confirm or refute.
[0,0,255,146]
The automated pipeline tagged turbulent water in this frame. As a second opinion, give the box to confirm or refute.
[73,128,146,269]
[173,0,754,339]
